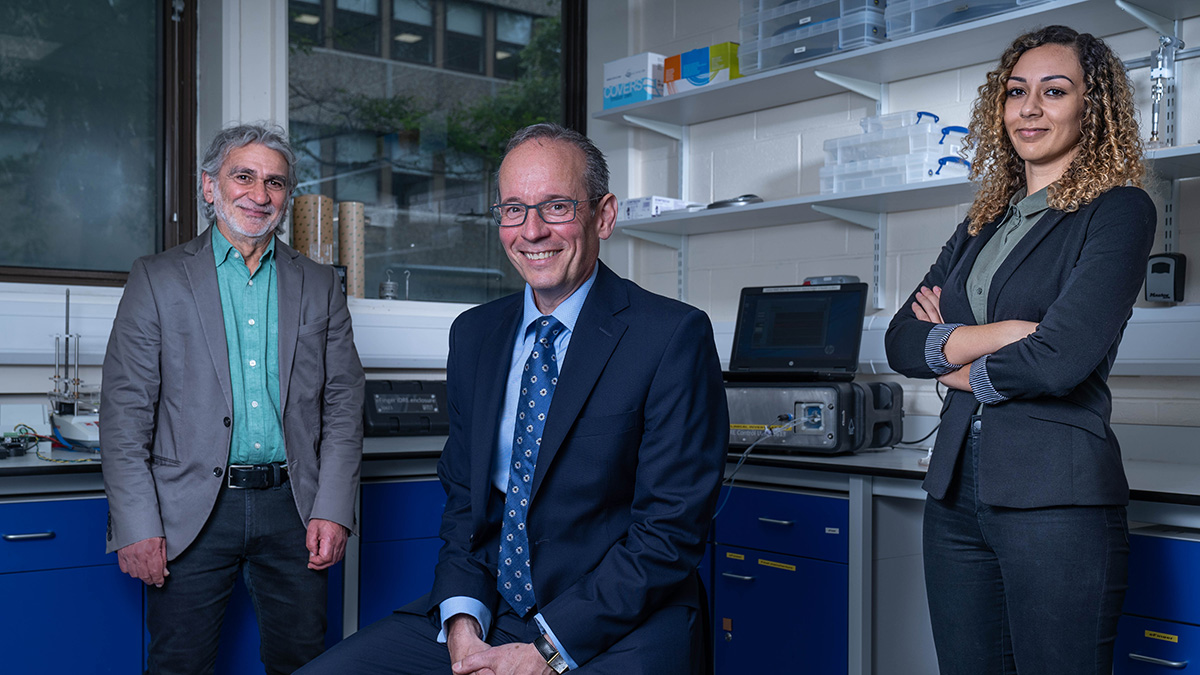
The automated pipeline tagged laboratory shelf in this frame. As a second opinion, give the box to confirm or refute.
[593,0,1198,129]
[615,143,1200,237]
[615,176,975,236]
[1147,143,1200,180]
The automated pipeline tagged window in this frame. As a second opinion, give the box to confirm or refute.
[444,2,485,74]
[0,1,195,284]
[288,0,584,305]
[290,0,324,49]
[335,0,382,56]
[494,10,532,80]
[392,0,434,64]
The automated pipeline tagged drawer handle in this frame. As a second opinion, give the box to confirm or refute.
[721,572,756,582]
[1129,654,1188,669]
[757,517,795,526]
[3,532,57,542]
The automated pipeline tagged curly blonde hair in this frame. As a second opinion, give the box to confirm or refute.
[963,25,1145,235]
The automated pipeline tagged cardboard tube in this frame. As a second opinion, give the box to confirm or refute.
[338,201,366,298]
[292,194,334,264]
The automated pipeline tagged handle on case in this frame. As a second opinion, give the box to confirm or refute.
[934,156,971,175]
[916,111,940,124]
[940,125,969,143]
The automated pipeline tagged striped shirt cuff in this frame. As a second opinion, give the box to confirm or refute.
[924,323,966,375]
[970,355,1008,404]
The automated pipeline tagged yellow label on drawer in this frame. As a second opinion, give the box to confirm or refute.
[725,552,745,560]
[1146,630,1179,643]
[758,558,796,571]
[729,424,766,430]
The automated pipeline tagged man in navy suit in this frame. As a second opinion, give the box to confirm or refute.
[299,124,727,674]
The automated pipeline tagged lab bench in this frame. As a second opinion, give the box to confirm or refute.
[2,425,1198,674]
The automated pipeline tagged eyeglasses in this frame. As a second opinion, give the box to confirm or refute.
[488,198,598,227]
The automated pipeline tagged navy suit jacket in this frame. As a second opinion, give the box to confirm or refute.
[886,186,1156,508]
[427,262,728,665]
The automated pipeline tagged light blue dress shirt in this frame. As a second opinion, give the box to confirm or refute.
[212,227,286,465]
[437,264,599,669]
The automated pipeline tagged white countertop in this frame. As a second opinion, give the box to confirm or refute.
[3,424,1196,503]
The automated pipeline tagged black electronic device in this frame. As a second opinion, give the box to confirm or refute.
[363,380,449,436]
[727,282,869,381]
[724,283,903,454]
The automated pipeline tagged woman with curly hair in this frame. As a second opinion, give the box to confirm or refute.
[885,25,1156,674]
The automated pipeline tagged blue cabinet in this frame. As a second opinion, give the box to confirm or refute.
[0,497,143,673]
[1115,526,1200,673]
[712,486,849,674]
[358,479,447,627]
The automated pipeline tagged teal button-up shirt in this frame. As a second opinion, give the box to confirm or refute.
[212,227,286,465]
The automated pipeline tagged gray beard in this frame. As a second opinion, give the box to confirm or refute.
[212,183,287,242]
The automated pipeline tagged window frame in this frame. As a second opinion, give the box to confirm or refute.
[0,0,198,287]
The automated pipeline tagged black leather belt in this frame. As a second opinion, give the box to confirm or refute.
[226,463,288,489]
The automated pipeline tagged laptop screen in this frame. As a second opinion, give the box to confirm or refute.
[728,283,868,378]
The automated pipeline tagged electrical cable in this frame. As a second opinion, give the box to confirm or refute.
[11,423,100,463]
[712,414,801,520]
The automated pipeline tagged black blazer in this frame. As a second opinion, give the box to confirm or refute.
[886,186,1156,508]
[427,262,728,665]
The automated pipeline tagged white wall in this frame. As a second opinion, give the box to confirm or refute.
[589,0,1200,425]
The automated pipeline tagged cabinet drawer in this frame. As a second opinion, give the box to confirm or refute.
[1115,615,1200,673]
[1125,527,1200,625]
[0,497,113,573]
[360,537,443,626]
[361,480,447,542]
[0,565,143,672]
[713,544,847,674]
[714,486,848,563]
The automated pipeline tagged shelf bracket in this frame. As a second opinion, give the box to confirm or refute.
[619,228,683,250]
[1114,0,1177,37]
[811,205,879,230]
[813,206,887,310]
[621,228,689,301]
[814,71,883,101]
[620,115,683,141]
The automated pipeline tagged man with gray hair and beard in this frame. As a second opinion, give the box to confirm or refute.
[101,123,365,675]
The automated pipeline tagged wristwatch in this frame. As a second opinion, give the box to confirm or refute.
[533,634,569,673]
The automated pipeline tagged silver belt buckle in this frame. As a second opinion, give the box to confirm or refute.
[227,463,255,489]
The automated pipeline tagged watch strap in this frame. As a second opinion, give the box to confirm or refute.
[533,634,569,673]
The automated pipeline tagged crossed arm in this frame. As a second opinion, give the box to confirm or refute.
[910,285,1037,392]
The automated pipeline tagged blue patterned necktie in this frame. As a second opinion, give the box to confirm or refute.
[498,315,563,616]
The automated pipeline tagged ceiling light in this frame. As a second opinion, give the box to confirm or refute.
[394,33,423,44]
[293,13,320,25]
[495,50,512,60]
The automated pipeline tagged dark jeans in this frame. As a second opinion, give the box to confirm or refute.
[146,480,328,675]
[923,415,1129,675]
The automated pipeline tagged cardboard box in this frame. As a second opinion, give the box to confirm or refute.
[619,196,693,222]
[664,42,741,95]
[603,52,665,109]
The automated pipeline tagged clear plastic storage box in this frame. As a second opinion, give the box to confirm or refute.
[839,8,887,48]
[740,0,884,17]
[819,152,970,194]
[859,110,939,133]
[739,8,885,74]
[740,0,885,44]
[824,121,943,164]
[885,0,1042,39]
